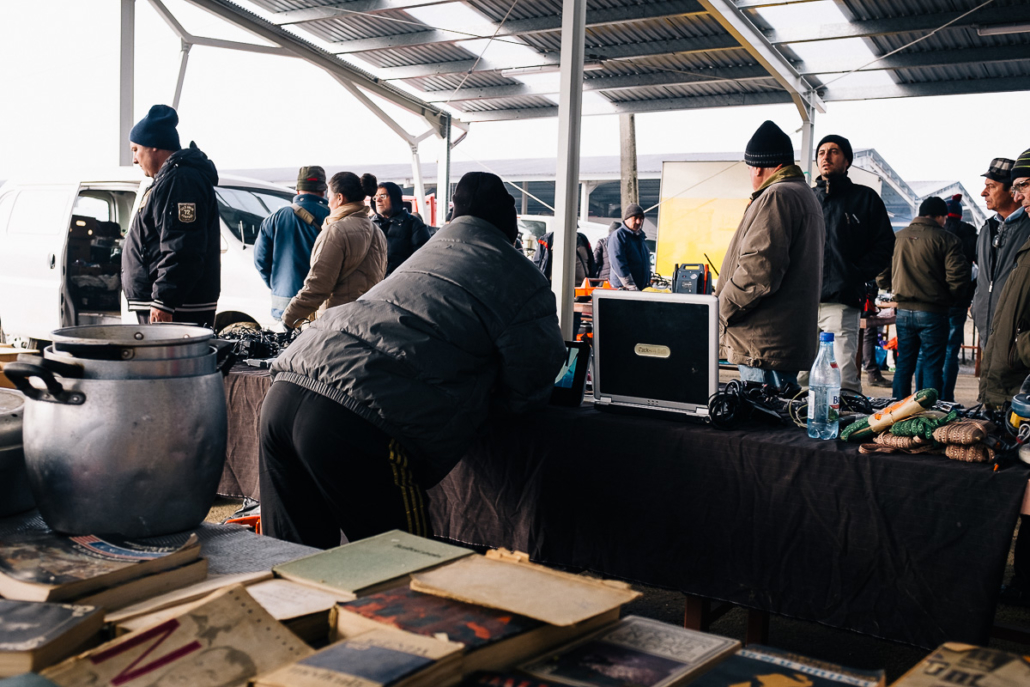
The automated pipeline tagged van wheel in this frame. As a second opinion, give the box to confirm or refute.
[215,311,259,334]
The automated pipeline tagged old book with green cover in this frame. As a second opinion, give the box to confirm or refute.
[0,532,200,603]
[335,585,620,675]
[40,585,312,687]
[688,645,885,687]
[253,627,463,687]
[892,642,1030,687]
[0,600,103,677]
[272,530,472,599]
[521,616,739,687]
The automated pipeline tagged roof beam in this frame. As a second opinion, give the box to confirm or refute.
[271,0,455,25]
[459,90,794,121]
[422,64,773,102]
[800,44,1030,75]
[767,6,1030,44]
[822,76,1030,102]
[329,0,706,53]
[735,0,818,7]
[375,35,740,79]
[697,0,824,117]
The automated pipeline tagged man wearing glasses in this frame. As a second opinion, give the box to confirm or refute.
[972,158,1030,347]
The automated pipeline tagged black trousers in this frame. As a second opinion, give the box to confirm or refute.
[135,309,216,329]
[258,381,429,549]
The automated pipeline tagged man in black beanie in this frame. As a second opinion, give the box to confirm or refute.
[716,120,825,390]
[122,104,220,327]
[608,203,650,290]
[260,171,565,548]
[806,134,895,391]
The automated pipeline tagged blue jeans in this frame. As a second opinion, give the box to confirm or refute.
[738,365,798,390]
[893,309,948,400]
[941,306,968,402]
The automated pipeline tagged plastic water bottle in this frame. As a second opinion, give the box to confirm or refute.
[808,332,841,440]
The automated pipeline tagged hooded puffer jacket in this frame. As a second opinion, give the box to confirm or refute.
[272,214,565,485]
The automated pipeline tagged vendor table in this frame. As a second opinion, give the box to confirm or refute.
[218,366,1028,649]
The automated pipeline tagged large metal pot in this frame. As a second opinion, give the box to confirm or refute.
[0,389,34,517]
[51,324,214,361]
[41,346,217,379]
[5,362,227,537]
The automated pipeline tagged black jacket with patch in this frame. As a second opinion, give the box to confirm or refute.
[122,143,221,313]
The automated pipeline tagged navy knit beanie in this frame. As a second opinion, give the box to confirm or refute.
[816,134,853,166]
[130,104,181,151]
[745,121,794,168]
[945,194,963,218]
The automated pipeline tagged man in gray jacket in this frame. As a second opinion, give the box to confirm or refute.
[717,121,825,388]
[260,172,566,548]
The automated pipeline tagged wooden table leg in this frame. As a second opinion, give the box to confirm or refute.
[684,594,712,632]
[745,609,770,645]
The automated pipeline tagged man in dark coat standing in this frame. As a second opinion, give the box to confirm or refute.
[122,104,220,328]
[609,204,651,290]
[940,194,978,401]
[807,134,895,391]
[371,181,431,276]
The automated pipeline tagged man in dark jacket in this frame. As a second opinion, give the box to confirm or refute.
[261,172,565,547]
[940,194,978,401]
[717,120,824,388]
[371,181,431,276]
[593,221,621,282]
[253,166,330,320]
[877,197,970,399]
[123,104,220,327]
[533,231,595,284]
[972,158,1030,347]
[809,134,895,391]
[609,204,651,290]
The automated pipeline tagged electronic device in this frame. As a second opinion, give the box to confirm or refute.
[550,341,591,407]
[592,290,719,419]
[672,263,714,295]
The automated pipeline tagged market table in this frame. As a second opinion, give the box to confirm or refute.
[217,366,1028,649]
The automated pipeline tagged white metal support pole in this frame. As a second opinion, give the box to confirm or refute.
[580,181,598,224]
[119,0,135,166]
[799,104,816,182]
[172,41,193,110]
[521,183,529,215]
[551,0,587,339]
[411,146,427,216]
[436,115,451,226]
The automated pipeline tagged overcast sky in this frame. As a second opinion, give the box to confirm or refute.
[2,0,1028,214]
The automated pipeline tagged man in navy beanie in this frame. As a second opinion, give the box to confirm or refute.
[122,104,221,328]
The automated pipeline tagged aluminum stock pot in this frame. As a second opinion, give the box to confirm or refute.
[4,324,227,537]
[0,389,34,517]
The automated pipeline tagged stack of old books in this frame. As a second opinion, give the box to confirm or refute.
[1,527,1023,687]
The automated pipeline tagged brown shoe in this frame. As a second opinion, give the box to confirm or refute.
[866,372,891,388]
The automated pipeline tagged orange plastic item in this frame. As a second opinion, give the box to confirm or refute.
[575,278,612,299]
[884,336,898,351]
[225,515,261,535]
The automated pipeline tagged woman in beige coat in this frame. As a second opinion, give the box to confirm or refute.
[281,172,387,328]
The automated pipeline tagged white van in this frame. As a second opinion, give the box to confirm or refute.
[0,168,294,345]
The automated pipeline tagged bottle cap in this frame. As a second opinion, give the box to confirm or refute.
[819,332,834,343]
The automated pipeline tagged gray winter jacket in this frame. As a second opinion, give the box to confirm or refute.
[271,214,566,484]
[972,207,1030,345]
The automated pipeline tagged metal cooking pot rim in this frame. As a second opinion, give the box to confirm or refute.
[50,324,214,348]
[0,388,24,448]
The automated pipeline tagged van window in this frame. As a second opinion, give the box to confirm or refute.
[73,195,111,222]
[215,186,293,246]
[8,189,68,236]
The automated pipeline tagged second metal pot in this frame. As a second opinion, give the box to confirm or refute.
[0,389,33,517]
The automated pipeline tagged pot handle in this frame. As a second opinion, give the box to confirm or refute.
[3,362,86,405]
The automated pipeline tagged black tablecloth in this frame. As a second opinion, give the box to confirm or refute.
[429,404,1029,649]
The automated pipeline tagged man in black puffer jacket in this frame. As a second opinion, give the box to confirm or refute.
[807,134,895,391]
[122,104,220,327]
[371,181,431,276]
[262,172,565,548]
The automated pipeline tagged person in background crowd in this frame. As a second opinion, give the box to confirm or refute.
[609,204,651,290]
[878,197,970,399]
[122,104,220,328]
[859,280,889,386]
[972,158,1030,346]
[593,221,621,282]
[253,166,331,321]
[940,194,978,402]
[371,182,431,276]
[280,172,386,329]
[717,120,825,389]
[260,171,565,547]
[533,230,595,284]
[982,149,1030,605]
[806,134,895,391]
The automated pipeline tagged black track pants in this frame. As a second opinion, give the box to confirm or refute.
[258,380,429,548]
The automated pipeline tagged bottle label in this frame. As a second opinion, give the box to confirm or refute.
[830,393,840,422]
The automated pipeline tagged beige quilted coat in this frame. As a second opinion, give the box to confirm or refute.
[282,202,387,328]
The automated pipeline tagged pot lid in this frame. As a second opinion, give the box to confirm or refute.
[51,324,214,349]
[0,388,24,447]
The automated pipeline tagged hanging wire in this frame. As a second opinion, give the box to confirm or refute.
[314,7,530,49]
[450,146,557,211]
[440,0,522,104]
[644,161,740,214]
[817,0,996,90]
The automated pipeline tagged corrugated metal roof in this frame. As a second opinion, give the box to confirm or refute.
[302,11,431,43]
[248,0,337,12]
[456,95,556,111]
[356,42,479,68]
[413,71,522,91]
[603,78,782,103]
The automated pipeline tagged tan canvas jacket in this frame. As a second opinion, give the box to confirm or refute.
[282,202,387,328]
